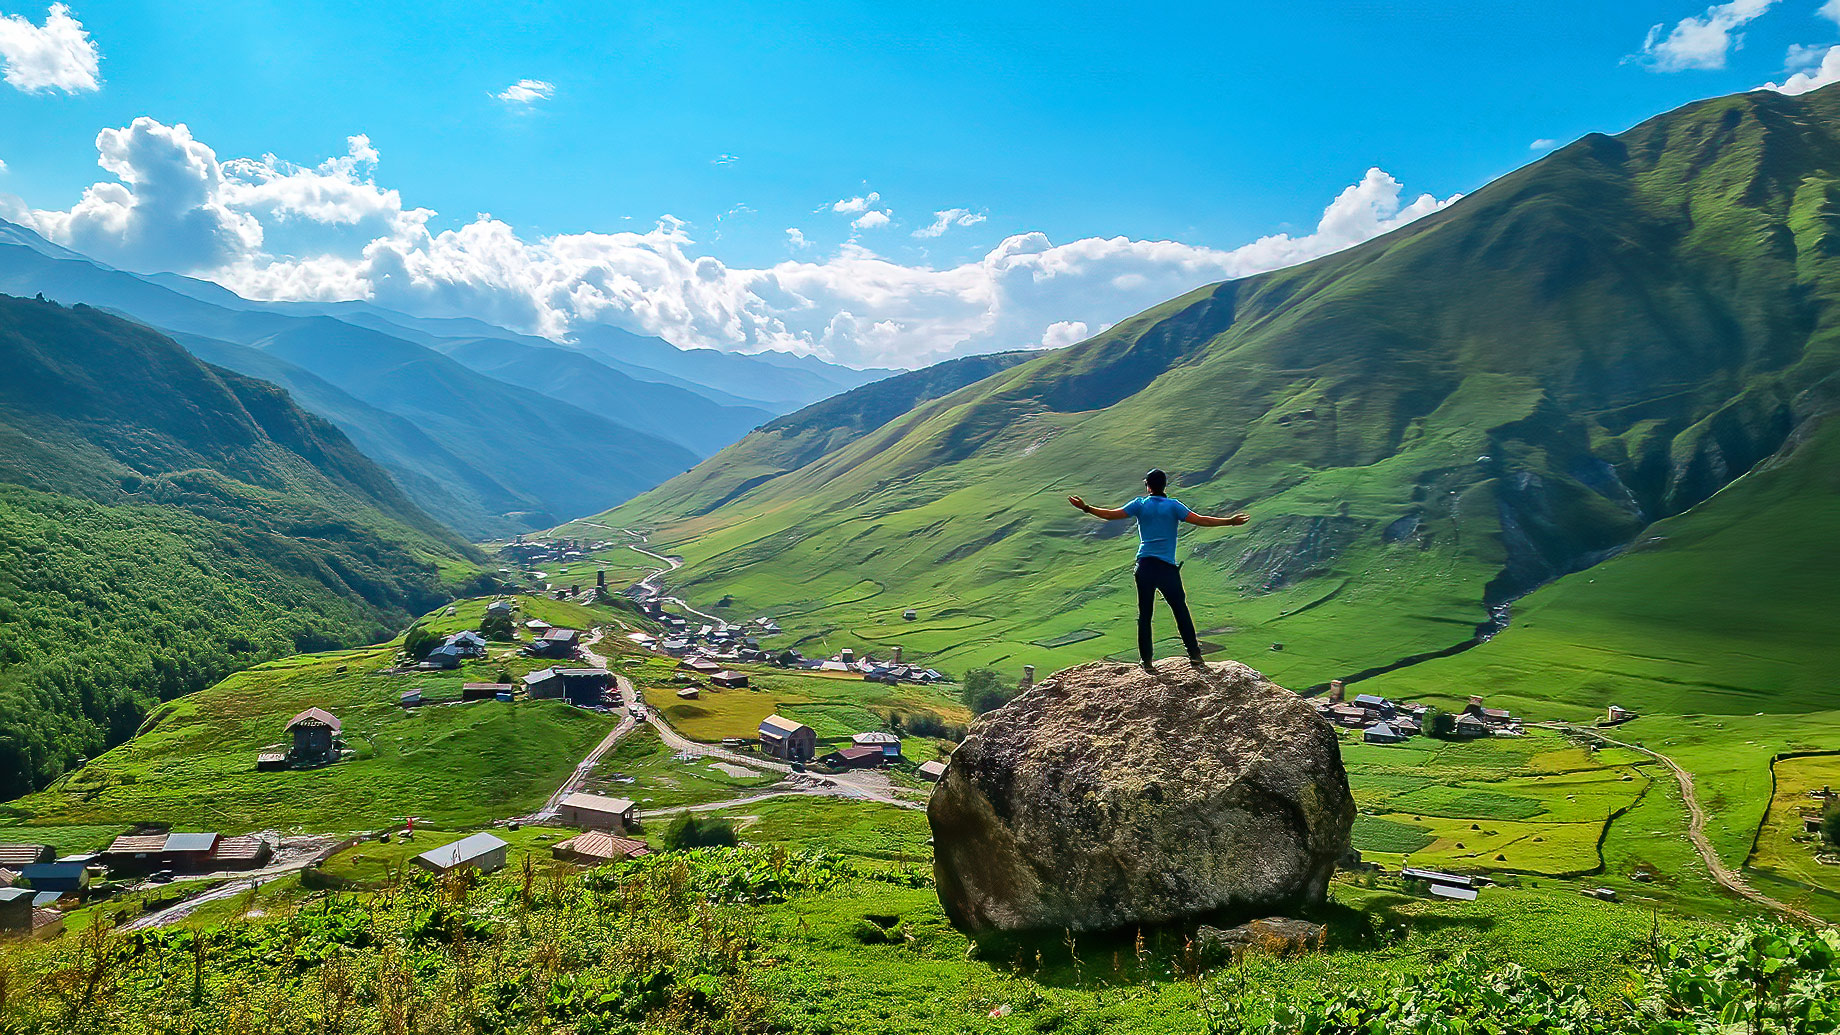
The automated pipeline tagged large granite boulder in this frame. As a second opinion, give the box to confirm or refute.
[928,657,1354,934]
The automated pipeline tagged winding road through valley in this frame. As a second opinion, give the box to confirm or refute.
[1554,722,1820,924]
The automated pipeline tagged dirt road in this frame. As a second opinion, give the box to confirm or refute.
[1558,722,1819,924]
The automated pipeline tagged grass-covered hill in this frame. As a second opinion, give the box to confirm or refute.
[582,85,1840,704]
[0,293,480,798]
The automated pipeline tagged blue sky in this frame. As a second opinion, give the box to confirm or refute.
[2,1,1839,365]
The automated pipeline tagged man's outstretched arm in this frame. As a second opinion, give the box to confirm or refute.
[1068,495,1130,520]
[1185,510,1250,528]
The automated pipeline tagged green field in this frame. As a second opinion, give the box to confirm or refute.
[1744,753,1840,910]
[0,595,637,840]
[649,666,971,743]
[317,823,617,885]
[587,725,781,811]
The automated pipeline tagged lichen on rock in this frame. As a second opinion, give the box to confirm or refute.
[927,657,1355,934]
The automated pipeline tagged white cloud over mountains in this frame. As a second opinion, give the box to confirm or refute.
[1638,0,1779,71]
[7,119,1458,368]
[0,3,99,94]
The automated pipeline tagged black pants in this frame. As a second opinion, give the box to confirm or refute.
[1135,557,1200,663]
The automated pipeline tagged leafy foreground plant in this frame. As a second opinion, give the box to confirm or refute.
[0,846,910,1035]
[1202,923,1840,1035]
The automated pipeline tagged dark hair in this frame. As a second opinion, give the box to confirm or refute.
[1145,469,1168,495]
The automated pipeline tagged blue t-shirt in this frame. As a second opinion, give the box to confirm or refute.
[1123,495,1190,564]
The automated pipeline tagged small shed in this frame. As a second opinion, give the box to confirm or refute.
[211,836,273,869]
[0,844,55,869]
[463,683,512,701]
[0,888,32,933]
[557,792,637,831]
[758,714,816,762]
[413,832,509,874]
[710,670,750,689]
[285,707,341,762]
[677,687,700,699]
[852,731,903,758]
[917,760,948,782]
[552,830,651,864]
[822,746,885,769]
[20,862,90,894]
[400,689,423,707]
[1363,722,1408,745]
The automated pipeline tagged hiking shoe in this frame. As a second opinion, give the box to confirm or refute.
[1187,654,1206,665]
[1139,661,1156,674]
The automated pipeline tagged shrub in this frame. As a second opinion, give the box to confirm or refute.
[663,814,738,850]
[961,668,1017,715]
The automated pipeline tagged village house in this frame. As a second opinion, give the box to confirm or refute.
[556,668,614,707]
[917,760,948,782]
[400,689,423,707]
[758,714,817,762]
[447,631,488,657]
[462,682,512,701]
[0,844,54,870]
[414,832,509,874]
[286,707,342,764]
[523,668,563,698]
[1363,721,1408,745]
[822,746,885,769]
[486,600,514,617]
[851,731,902,759]
[0,888,34,933]
[552,830,651,865]
[1464,696,1515,726]
[529,628,582,658]
[102,832,273,874]
[711,670,750,689]
[1402,867,1480,901]
[1453,713,1492,739]
[1605,704,1636,724]
[421,643,463,669]
[557,791,637,831]
[679,658,721,675]
[20,861,90,895]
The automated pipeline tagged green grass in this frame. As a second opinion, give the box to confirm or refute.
[647,666,970,743]
[1745,754,1840,911]
[318,823,609,885]
[1341,729,1649,876]
[589,725,780,810]
[0,595,626,834]
[704,796,934,868]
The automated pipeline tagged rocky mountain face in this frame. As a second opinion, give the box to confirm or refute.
[929,658,1353,934]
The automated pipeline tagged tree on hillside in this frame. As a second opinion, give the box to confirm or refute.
[1422,707,1455,739]
[961,669,1017,715]
[403,625,440,661]
[479,611,515,641]
[1824,803,1840,847]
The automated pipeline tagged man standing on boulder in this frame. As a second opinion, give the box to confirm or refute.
[1068,470,1247,671]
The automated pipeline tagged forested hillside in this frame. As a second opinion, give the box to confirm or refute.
[587,85,1840,706]
[0,294,478,796]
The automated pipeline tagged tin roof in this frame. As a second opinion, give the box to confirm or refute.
[0,844,52,867]
[553,830,650,861]
[759,713,810,737]
[415,832,508,870]
[852,731,901,745]
[0,887,31,903]
[286,707,341,732]
[560,792,635,814]
[163,832,220,854]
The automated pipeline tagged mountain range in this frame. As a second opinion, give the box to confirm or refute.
[0,221,890,537]
[0,294,477,796]
[578,84,1840,719]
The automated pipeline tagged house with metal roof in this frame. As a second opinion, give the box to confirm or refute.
[758,714,816,762]
[413,832,509,874]
[917,760,948,782]
[286,707,342,763]
[558,792,637,831]
[851,731,902,758]
[552,830,650,865]
[710,670,749,688]
[1362,721,1408,745]
[0,844,53,869]
[20,862,89,894]
[0,887,33,932]
[822,746,885,769]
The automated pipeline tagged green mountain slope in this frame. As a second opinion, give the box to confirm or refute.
[0,294,477,797]
[581,85,1840,696]
[0,233,699,536]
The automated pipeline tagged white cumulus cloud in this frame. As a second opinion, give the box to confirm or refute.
[494,78,555,105]
[851,209,890,231]
[1764,43,1840,92]
[16,120,1460,369]
[830,192,880,214]
[0,3,99,93]
[914,207,987,238]
[1637,0,1778,71]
